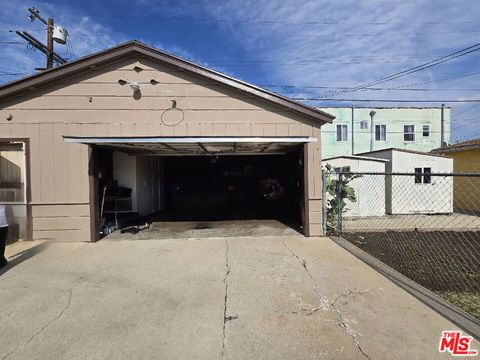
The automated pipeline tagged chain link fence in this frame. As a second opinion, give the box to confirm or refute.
[324,171,480,319]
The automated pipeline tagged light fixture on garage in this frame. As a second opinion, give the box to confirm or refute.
[118,79,127,86]
[150,79,159,85]
[129,81,140,91]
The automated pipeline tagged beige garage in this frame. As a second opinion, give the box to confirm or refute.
[0,41,334,242]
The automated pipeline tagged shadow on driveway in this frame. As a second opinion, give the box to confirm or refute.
[0,242,50,277]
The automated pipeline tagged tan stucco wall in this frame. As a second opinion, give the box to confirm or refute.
[0,56,324,241]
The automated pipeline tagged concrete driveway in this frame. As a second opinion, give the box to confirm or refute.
[0,236,474,359]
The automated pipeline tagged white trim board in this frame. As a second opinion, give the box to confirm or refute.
[63,136,317,144]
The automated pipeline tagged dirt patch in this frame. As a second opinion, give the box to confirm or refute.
[342,230,480,319]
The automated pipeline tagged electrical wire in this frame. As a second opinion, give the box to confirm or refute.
[452,119,480,130]
[60,12,478,26]
[318,42,480,98]
[455,103,480,117]
[270,87,480,93]
[292,98,480,103]
[259,71,480,91]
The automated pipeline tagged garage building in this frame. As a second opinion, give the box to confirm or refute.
[0,41,334,242]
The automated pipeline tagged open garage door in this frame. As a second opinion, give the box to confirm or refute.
[64,136,316,239]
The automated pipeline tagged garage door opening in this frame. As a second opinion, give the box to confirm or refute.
[163,152,303,223]
[66,137,314,239]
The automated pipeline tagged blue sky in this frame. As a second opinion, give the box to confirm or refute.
[1,0,479,142]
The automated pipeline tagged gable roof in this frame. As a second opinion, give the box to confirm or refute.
[432,138,480,153]
[356,147,450,158]
[0,40,334,124]
[322,155,389,162]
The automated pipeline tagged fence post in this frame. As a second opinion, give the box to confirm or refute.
[322,170,327,236]
[336,172,343,235]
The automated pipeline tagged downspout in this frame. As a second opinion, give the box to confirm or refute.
[441,104,445,147]
[351,105,355,155]
[369,110,376,152]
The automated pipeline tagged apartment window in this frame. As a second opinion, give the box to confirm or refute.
[0,142,25,202]
[423,167,431,184]
[414,168,422,184]
[375,125,386,141]
[333,166,351,173]
[422,125,430,137]
[360,120,368,129]
[336,124,348,141]
[404,125,415,142]
[414,167,432,184]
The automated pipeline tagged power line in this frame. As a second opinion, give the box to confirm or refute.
[384,71,480,89]
[455,103,480,116]
[11,7,72,70]
[300,30,480,37]
[322,130,451,134]
[452,119,480,130]
[292,98,480,103]
[60,12,478,26]
[318,42,480,98]
[269,86,480,92]
[259,71,480,93]
[67,29,480,39]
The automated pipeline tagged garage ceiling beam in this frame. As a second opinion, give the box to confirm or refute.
[197,142,209,154]
[260,143,273,153]
[160,143,181,153]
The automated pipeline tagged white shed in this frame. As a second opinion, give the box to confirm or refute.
[322,155,387,217]
[357,148,453,214]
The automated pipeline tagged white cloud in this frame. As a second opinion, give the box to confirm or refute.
[178,0,480,141]
[0,0,127,81]
[1,0,479,141]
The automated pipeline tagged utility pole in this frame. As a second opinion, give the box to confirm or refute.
[369,110,376,152]
[440,104,445,148]
[47,18,54,69]
[14,7,68,70]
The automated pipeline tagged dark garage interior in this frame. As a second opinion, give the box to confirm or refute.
[92,142,306,238]
[163,152,304,224]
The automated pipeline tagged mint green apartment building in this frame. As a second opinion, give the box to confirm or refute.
[319,107,451,158]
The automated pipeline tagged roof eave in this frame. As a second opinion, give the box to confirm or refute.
[0,41,334,124]
[432,145,480,153]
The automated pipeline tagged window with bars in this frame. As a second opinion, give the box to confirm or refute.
[423,125,430,137]
[336,124,348,141]
[375,125,386,141]
[414,167,431,184]
[404,125,415,142]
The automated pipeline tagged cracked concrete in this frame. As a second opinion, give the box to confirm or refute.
[1,236,476,359]
[222,238,231,357]
[330,290,371,359]
[283,238,369,358]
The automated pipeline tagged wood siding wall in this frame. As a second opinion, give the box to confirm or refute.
[0,56,324,240]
